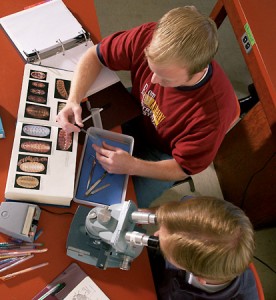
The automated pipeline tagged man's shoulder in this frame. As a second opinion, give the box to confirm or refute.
[131,22,156,39]
[209,60,236,98]
[141,22,157,30]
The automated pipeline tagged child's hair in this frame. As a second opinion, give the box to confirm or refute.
[156,197,255,282]
[145,6,218,77]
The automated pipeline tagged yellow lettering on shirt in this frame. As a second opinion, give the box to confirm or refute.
[142,93,165,127]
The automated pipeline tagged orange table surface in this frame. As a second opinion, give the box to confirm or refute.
[0,1,156,299]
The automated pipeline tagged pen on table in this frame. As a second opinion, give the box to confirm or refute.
[0,260,18,270]
[0,255,34,273]
[0,248,48,257]
[0,257,19,265]
[38,282,66,300]
[0,262,49,281]
[34,228,44,241]
[0,242,44,248]
[0,244,43,250]
[0,257,23,269]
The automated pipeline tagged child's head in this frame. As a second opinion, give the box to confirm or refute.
[145,6,218,77]
[155,197,255,283]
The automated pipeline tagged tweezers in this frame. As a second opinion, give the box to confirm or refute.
[86,156,96,189]
[75,124,98,141]
[85,171,108,196]
[89,183,110,195]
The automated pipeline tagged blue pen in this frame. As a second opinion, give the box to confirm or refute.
[34,228,44,241]
[0,255,34,273]
[0,257,18,266]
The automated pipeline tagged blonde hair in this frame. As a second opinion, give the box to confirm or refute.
[156,197,255,282]
[145,6,218,76]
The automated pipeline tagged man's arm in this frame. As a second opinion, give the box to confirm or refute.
[56,45,103,132]
[132,157,188,181]
[93,142,188,181]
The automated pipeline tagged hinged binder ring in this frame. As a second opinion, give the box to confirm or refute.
[32,49,41,65]
[80,29,88,46]
[56,39,65,56]
[24,30,91,64]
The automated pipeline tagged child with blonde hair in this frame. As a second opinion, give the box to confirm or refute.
[150,197,258,299]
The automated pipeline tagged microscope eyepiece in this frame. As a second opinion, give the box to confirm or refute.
[125,231,159,249]
[131,211,156,224]
[147,236,159,249]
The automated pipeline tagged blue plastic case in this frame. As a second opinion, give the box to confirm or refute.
[74,127,134,206]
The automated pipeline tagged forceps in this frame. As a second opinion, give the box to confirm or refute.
[85,170,110,196]
[86,155,96,189]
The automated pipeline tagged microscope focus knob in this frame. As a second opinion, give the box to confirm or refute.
[88,211,97,220]
[98,207,112,224]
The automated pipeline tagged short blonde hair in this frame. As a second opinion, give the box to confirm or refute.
[145,6,218,76]
[156,197,255,282]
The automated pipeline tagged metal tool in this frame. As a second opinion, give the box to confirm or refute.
[89,183,111,195]
[86,156,96,189]
[79,127,88,135]
[75,124,98,142]
[85,171,108,197]
[79,127,98,141]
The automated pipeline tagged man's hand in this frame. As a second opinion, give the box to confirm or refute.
[92,141,136,175]
[93,142,188,181]
[56,101,83,133]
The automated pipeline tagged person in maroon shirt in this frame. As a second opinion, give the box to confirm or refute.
[57,6,239,207]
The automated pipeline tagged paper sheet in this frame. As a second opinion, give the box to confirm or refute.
[64,277,109,300]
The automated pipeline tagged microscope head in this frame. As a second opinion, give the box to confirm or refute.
[67,200,159,270]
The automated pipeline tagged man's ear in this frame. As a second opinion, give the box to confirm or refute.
[195,276,207,285]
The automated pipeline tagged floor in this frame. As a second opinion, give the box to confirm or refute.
[94,1,276,299]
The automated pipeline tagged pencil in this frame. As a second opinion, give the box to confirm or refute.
[0,262,49,281]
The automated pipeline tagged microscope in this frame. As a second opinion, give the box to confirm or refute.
[66,200,159,270]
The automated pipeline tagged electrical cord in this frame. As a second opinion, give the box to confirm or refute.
[40,207,74,216]
[253,255,276,275]
[238,152,276,275]
[240,152,276,209]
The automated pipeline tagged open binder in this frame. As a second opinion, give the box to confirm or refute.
[0,0,119,92]
[4,64,78,206]
[24,29,90,65]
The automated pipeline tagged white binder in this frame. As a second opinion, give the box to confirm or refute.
[0,0,119,94]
